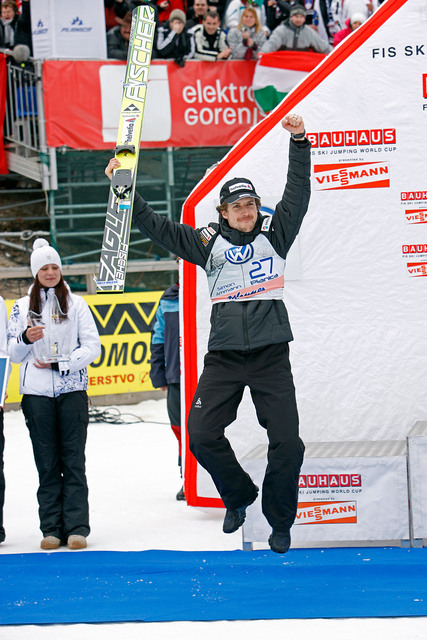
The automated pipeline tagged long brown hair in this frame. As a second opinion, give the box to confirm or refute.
[237,7,262,33]
[29,276,69,318]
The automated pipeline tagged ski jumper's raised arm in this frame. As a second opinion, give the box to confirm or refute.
[104,157,211,267]
[267,137,311,259]
[132,192,211,267]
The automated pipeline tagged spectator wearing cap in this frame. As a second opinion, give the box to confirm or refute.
[106,10,133,59]
[261,3,332,53]
[191,10,231,61]
[156,9,195,66]
[333,12,365,47]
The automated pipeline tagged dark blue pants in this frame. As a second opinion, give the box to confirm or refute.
[188,343,304,531]
[21,391,90,539]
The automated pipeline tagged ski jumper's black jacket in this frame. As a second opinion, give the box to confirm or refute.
[133,138,311,351]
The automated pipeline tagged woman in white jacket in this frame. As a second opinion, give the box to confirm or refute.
[7,238,101,550]
[0,295,8,544]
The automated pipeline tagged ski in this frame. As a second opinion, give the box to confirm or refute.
[96,5,156,294]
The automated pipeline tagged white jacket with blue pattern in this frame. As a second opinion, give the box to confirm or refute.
[7,285,101,398]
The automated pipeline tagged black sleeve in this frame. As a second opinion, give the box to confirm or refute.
[133,192,213,267]
[268,137,311,257]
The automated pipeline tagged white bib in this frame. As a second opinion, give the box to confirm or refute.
[206,233,285,304]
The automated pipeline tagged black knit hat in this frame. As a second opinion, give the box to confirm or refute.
[290,4,307,17]
[219,177,261,204]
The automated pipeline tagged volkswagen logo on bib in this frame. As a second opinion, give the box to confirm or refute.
[224,245,254,264]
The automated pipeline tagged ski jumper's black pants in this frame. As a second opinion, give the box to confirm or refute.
[21,390,90,540]
[187,342,304,532]
[0,408,5,542]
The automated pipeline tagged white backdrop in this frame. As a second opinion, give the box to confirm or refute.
[181,0,427,504]
[31,0,107,59]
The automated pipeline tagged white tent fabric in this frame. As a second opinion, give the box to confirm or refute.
[31,0,107,59]
[180,0,427,505]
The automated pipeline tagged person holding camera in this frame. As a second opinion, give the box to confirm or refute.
[227,6,267,60]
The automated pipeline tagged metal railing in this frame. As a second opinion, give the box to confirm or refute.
[2,51,57,190]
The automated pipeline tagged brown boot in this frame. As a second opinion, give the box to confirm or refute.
[40,535,62,550]
[67,534,87,550]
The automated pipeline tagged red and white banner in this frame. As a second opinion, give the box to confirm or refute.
[180,0,427,511]
[43,60,261,149]
[0,55,8,174]
[241,442,409,544]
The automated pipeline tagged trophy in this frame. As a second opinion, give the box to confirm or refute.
[28,295,71,363]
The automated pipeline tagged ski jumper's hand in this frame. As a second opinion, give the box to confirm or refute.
[281,113,305,135]
[105,158,121,181]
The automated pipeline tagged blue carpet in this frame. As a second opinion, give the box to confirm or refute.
[1,547,426,624]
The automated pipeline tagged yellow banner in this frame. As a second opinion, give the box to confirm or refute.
[5,291,163,404]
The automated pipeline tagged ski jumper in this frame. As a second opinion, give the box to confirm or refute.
[133,137,311,531]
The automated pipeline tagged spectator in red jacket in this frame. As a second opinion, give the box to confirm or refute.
[333,12,365,47]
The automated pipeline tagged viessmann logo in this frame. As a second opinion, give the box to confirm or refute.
[307,128,396,148]
[405,209,427,224]
[295,501,357,525]
[314,161,390,190]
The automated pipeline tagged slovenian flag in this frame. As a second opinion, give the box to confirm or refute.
[252,50,326,115]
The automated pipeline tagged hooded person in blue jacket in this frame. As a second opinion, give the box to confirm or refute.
[150,280,185,500]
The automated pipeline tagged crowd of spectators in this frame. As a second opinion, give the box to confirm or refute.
[0,1,385,66]
[105,0,386,64]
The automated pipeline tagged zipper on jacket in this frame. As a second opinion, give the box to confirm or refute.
[22,362,28,387]
[243,302,249,349]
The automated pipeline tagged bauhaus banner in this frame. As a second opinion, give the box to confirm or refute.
[180,0,427,516]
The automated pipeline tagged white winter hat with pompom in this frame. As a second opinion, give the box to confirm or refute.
[350,12,365,25]
[30,238,62,278]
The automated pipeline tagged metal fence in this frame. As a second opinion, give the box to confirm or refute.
[2,52,56,190]
[4,60,39,152]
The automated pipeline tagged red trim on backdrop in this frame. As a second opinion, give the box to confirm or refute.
[0,55,8,174]
[181,0,408,507]
[181,221,225,506]
[184,0,407,213]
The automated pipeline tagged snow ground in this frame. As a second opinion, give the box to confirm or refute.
[1,399,427,639]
